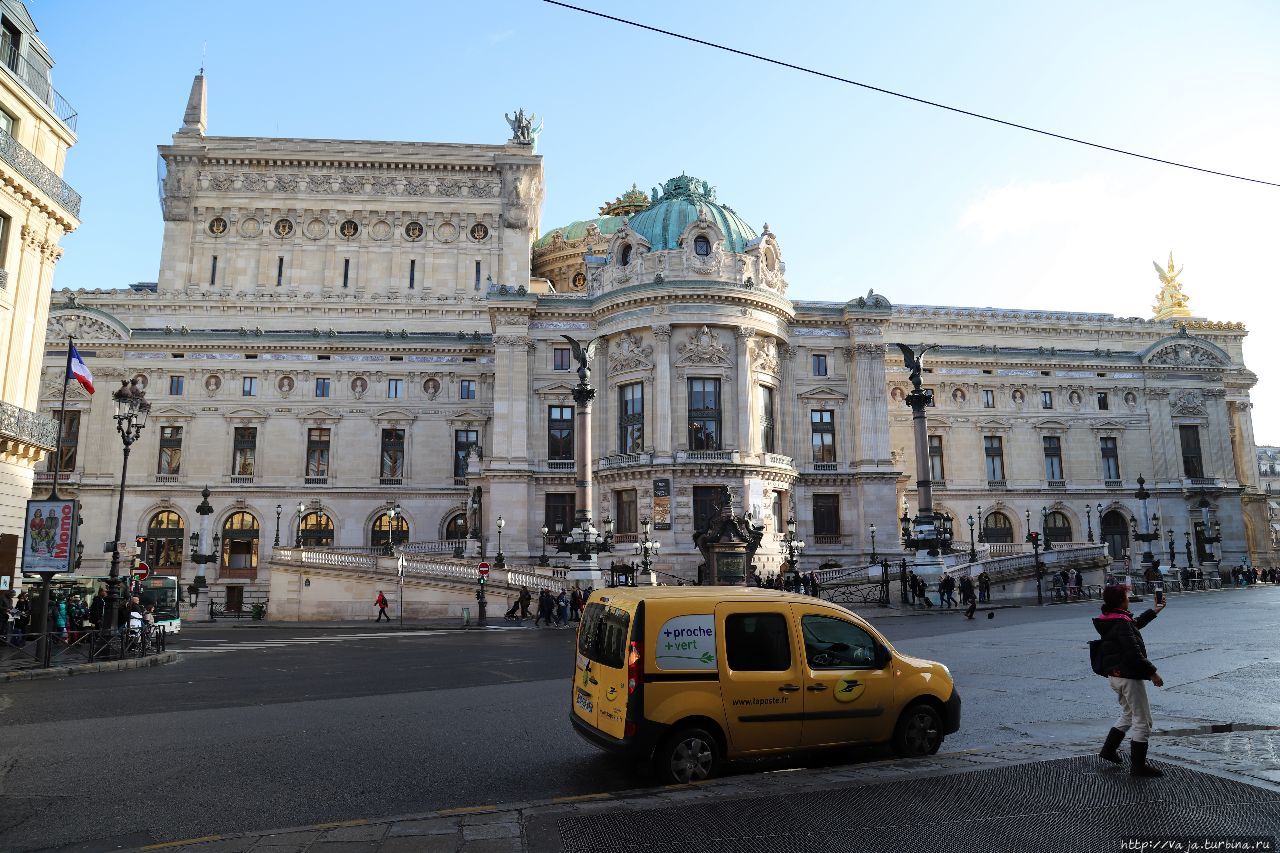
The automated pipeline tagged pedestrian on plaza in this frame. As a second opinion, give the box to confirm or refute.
[940,575,956,608]
[88,586,107,630]
[906,571,918,605]
[959,576,977,619]
[1094,585,1167,777]
[14,591,30,643]
[67,594,87,643]
[557,589,570,625]
[51,594,68,642]
[504,590,521,620]
[569,588,583,622]
[374,590,390,622]
[518,585,532,620]
[978,571,991,603]
[2,591,17,645]
[807,573,819,596]
[534,589,550,627]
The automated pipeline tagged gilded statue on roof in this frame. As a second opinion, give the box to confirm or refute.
[1152,252,1192,321]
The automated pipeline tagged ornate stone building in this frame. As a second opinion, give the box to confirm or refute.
[34,77,1272,606]
[0,0,78,585]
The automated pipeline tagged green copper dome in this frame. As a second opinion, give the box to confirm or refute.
[533,215,624,249]
[627,175,758,253]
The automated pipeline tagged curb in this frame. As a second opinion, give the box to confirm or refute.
[0,650,177,682]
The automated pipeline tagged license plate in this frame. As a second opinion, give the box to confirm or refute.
[575,688,594,714]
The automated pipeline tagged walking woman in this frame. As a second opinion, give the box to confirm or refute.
[1093,585,1167,777]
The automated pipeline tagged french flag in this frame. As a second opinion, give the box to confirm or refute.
[68,345,94,394]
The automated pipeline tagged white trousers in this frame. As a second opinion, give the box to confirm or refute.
[1109,676,1153,743]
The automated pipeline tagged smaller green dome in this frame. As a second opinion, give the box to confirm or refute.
[627,175,758,254]
[534,215,624,249]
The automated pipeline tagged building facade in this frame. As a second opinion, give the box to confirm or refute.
[35,77,1272,604]
[0,0,77,586]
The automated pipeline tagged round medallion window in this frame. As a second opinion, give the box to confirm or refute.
[273,218,294,238]
[339,219,359,239]
[208,217,228,236]
[405,221,424,240]
[469,222,489,241]
[572,272,587,290]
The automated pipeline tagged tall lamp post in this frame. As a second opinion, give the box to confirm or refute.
[1196,491,1222,569]
[556,335,613,582]
[966,514,978,563]
[1167,528,1177,570]
[105,379,151,639]
[1040,506,1054,551]
[1025,509,1045,606]
[494,515,506,568]
[295,501,305,548]
[782,515,806,586]
[538,524,550,567]
[635,517,661,586]
[1086,504,1094,543]
[894,343,948,581]
[188,486,220,602]
[1132,475,1160,570]
[868,523,878,563]
[274,504,282,547]
[385,502,403,556]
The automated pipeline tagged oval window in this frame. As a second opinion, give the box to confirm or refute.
[694,236,710,256]
[273,218,294,238]
[620,244,632,266]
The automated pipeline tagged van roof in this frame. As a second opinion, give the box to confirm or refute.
[589,586,827,607]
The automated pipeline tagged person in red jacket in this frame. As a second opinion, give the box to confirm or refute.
[375,590,390,623]
[1094,585,1167,777]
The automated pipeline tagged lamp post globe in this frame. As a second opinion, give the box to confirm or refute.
[495,515,505,568]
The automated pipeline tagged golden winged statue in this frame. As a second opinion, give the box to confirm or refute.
[1152,252,1191,321]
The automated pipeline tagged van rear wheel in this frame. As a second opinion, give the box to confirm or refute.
[893,702,943,757]
[655,727,719,784]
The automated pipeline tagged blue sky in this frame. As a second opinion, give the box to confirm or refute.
[34,0,1280,441]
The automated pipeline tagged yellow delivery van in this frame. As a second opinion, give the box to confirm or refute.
[571,586,959,783]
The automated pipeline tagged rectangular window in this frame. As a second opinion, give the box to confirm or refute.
[811,353,828,377]
[1041,390,1054,409]
[306,428,331,478]
[380,428,405,479]
[928,434,946,481]
[1100,437,1121,480]
[242,376,258,396]
[169,375,184,396]
[693,486,722,533]
[548,405,574,461]
[810,410,835,463]
[388,378,403,399]
[408,259,415,290]
[725,612,792,672]
[209,255,218,286]
[48,410,80,471]
[577,601,629,669]
[1043,436,1063,480]
[544,492,576,535]
[233,427,257,477]
[982,389,995,408]
[460,379,477,400]
[158,426,183,476]
[984,435,1005,481]
[615,489,638,535]
[315,377,331,398]
[760,385,776,454]
[1097,392,1109,411]
[618,382,644,454]
[0,107,13,137]
[342,257,350,289]
[1179,425,1204,479]
[553,347,572,371]
[475,260,481,290]
[688,378,721,450]
[813,493,841,537]
[454,429,479,479]
[276,256,284,287]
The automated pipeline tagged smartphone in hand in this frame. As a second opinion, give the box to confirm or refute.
[1154,589,1164,605]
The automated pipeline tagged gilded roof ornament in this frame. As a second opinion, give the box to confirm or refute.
[1152,251,1192,321]
[598,184,651,217]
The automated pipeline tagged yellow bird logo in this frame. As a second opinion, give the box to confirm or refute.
[834,677,865,703]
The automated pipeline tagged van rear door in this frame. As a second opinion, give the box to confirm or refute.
[574,600,632,739]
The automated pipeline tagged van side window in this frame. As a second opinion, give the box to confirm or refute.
[801,615,878,669]
[578,602,630,668]
[725,613,791,671]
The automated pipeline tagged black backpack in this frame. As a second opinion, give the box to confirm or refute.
[1088,638,1107,676]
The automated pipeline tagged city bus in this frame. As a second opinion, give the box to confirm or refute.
[21,573,183,634]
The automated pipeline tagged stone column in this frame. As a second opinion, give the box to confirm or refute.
[1204,389,1232,484]
[1229,400,1258,487]
[736,328,755,457]
[652,325,672,459]
[1144,389,1176,484]
[853,342,892,467]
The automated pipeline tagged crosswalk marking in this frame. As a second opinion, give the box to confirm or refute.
[172,631,452,655]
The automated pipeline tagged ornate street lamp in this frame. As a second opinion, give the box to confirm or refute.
[105,379,151,639]
[274,504,282,547]
[868,522,878,563]
[1184,530,1194,568]
[1132,476,1160,568]
[1086,504,1094,544]
[1167,527,1177,569]
[893,343,949,581]
[385,502,403,556]
[495,515,506,569]
[1196,491,1222,566]
[1040,506,1054,551]
[189,487,220,587]
[539,524,550,567]
[295,501,305,548]
[966,514,977,563]
[634,517,661,585]
[782,514,806,584]
[1025,508,1045,606]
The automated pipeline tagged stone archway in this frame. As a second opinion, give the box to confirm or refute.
[1101,510,1130,560]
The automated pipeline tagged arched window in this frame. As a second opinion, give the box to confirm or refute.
[693,235,710,256]
[299,511,334,547]
[1044,511,1073,544]
[1101,511,1130,560]
[221,511,260,573]
[371,512,409,550]
[982,511,1013,544]
[146,510,185,570]
[444,513,468,541]
[619,244,632,266]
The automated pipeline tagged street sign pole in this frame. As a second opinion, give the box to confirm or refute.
[476,562,489,627]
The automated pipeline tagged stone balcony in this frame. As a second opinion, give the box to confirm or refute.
[0,126,80,218]
[0,399,58,460]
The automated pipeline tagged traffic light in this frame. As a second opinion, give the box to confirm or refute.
[135,535,148,550]
[478,574,487,585]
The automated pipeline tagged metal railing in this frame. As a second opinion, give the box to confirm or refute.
[1,625,167,670]
[0,126,80,217]
[0,399,58,450]
[597,452,653,470]
[2,43,78,131]
[271,546,569,591]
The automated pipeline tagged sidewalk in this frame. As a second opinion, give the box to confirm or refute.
[188,618,567,631]
[135,729,1280,853]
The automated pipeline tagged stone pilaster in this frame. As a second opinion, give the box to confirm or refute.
[652,325,672,458]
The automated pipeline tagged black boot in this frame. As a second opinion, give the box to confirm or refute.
[1099,727,1125,764]
[1130,741,1164,777]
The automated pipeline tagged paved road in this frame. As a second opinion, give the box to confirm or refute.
[1,586,1275,852]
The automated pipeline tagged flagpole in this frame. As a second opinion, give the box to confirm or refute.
[48,335,73,501]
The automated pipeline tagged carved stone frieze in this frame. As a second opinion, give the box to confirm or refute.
[651,324,671,342]
[609,332,653,374]
[751,337,780,376]
[1147,342,1227,367]
[46,313,128,342]
[675,326,731,367]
